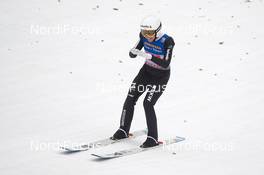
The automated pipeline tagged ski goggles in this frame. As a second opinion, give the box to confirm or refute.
[141,30,156,37]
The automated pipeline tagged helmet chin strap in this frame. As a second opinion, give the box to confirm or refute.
[154,23,162,40]
[155,31,163,41]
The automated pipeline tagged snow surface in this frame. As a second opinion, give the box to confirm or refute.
[1,0,264,174]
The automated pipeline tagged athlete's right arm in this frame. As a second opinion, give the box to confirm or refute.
[129,33,144,58]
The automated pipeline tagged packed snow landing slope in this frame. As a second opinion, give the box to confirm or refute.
[0,0,264,175]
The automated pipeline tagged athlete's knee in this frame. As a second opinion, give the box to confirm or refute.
[124,95,137,107]
[143,98,154,109]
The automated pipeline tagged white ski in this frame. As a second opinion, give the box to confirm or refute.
[91,136,185,159]
[60,129,147,152]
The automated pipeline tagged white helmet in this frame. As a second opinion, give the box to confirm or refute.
[140,16,162,38]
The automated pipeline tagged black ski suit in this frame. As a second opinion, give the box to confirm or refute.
[119,33,175,141]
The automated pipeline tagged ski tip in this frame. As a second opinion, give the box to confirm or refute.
[60,147,81,152]
[91,153,116,159]
[60,146,72,151]
[91,153,101,158]
[60,145,88,152]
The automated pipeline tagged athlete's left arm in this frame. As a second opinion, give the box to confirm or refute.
[150,37,175,68]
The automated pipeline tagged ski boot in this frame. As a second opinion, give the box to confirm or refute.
[110,128,128,140]
[140,136,159,148]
